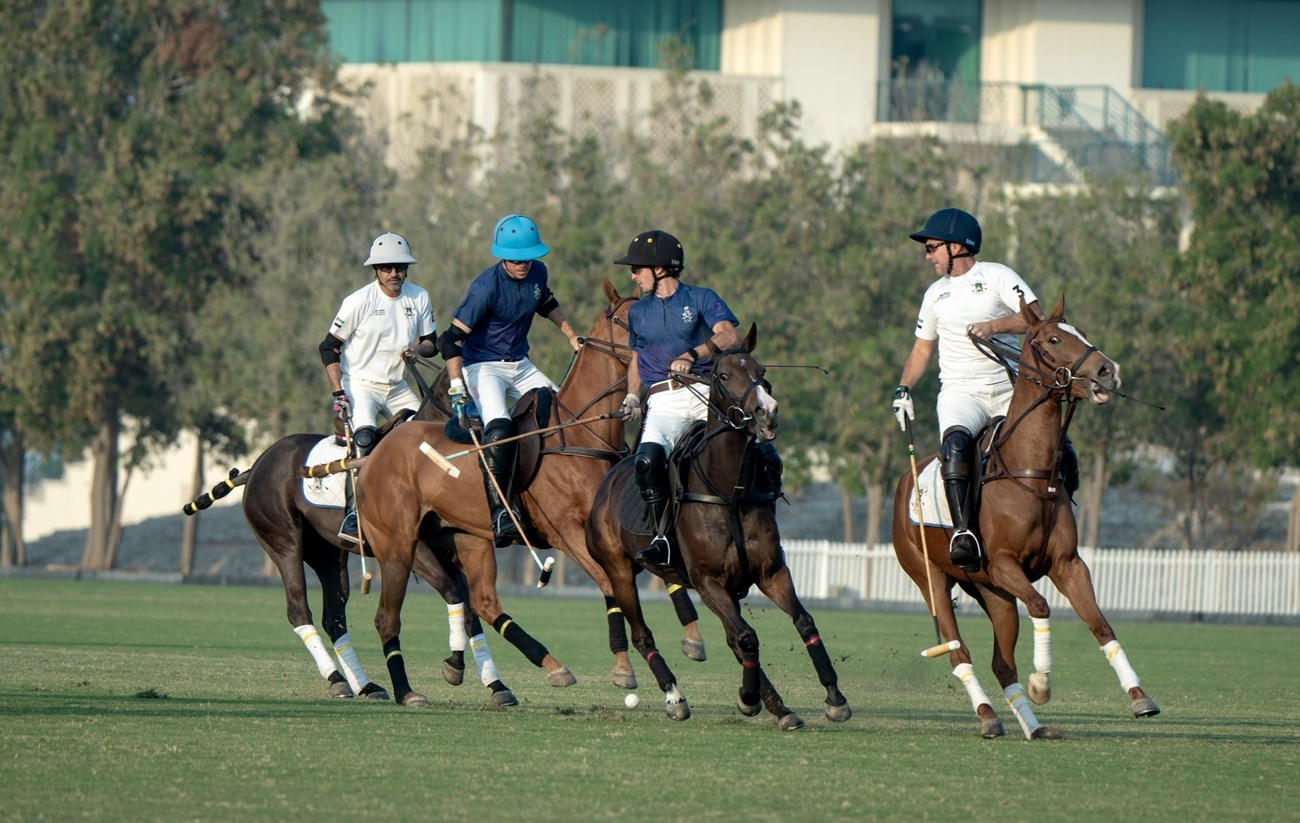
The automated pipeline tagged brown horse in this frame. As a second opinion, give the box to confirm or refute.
[586,327,851,730]
[355,277,705,705]
[892,295,1159,739]
[184,368,517,705]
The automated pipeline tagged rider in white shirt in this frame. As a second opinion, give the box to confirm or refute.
[891,208,1076,572]
[319,231,437,542]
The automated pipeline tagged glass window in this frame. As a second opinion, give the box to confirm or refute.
[1143,0,1300,93]
[891,0,981,84]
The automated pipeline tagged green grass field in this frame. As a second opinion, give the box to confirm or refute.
[1,578,1296,822]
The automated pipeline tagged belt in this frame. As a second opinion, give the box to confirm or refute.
[353,377,398,388]
[646,379,685,397]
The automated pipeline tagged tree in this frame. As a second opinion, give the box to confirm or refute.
[0,0,347,567]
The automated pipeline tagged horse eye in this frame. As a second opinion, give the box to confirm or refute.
[1049,335,1060,345]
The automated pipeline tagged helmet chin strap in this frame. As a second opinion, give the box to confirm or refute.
[946,245,974,275]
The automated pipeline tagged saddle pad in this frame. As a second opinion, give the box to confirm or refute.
[301,436,349,509]
[908,460,954,529]
[618,476,657,536]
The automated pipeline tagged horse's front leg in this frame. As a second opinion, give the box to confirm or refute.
[371,547,428,707]
[303,544,386,699]
[456,534,576,688]
[982,554,1062,739]
[610,558,691,720]
[755,565,850,722]
[1047,554,1160,718]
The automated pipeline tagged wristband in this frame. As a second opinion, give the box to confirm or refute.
[683,349,698,363]
[893,385,910,399]
[450,378,465,392]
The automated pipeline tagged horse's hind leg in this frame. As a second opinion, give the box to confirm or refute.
[695,579,803,731]
[1048,556,1160,718]
[756,566,849,722]
[668,584,707,661]
[303,544,386,700]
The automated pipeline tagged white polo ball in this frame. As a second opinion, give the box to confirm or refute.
[624,693,640,709]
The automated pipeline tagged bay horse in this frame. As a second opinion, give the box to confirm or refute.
[183,367,517,706]
[586,326,851,730]
[892,295,1160,739]
[355,277,706,706]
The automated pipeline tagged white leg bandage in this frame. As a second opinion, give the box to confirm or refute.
[952,663,993,712]
[1032,616,1052,674]
[470,633,499,686]
[446,602,468,652]
[293,624,338,680]
[332,632,370,694]
[1004,683,1043,739]
[1101,640,1141,692]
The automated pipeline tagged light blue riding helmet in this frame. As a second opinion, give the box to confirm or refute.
[490,214,550,260]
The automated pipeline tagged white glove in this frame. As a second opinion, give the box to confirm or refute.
[892,385,913,432]
[619,393,642,424]
[449,378,470,424]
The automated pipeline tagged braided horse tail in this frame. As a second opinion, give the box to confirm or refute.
[183,468,247,516]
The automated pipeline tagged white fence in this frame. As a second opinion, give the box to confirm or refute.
[781,541,1300,619]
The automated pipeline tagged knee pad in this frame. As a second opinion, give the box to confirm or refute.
[634,443,668,502]
[482,418,512,445]
[940,428,974,480]
[352,426,379,457]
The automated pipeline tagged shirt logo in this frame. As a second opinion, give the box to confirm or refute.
[681,306,694,324]
[973,281,986,293]
[404,306,414,317]
[332,318,344,329]
[532,284,542,301]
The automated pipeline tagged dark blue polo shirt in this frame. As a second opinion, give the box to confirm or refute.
[453,261,556,364]
[628,282,738,384]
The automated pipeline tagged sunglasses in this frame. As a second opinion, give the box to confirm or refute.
[505,259,533,266]
[923,242,946,255]
[376,264,409,273]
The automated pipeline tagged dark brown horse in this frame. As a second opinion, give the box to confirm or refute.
[892,296,1159,739]
[355,277,705,705]
[586,327,851,730]
[184,367,517,705]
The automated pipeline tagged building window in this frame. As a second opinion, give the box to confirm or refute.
[886,0,982,122]
[1143,0,1300,93]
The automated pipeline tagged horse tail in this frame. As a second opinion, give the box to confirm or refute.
[182,468,247,516]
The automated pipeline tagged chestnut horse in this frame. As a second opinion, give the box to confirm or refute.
[356,278,704,705]
[183,369,516,705]
[586,327,851,730]
[892,296,1159,739]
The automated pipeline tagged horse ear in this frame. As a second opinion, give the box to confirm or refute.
[743,323,757,352]
[1051,294,1066,320]
[1018,294,1039,327]
[603,276,620,303]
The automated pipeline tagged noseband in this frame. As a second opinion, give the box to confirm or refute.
[708,351,771,432]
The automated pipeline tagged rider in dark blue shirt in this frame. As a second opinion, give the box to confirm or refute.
[440,215,580,547]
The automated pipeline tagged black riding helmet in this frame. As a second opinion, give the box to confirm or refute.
[614,229,684,269]
[910,208,982,254]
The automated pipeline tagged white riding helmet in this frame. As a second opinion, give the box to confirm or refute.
[362,232,417,267]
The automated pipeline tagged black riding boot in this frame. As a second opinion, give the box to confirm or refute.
[1061,436,1080,499]
[480,419,521,549]
[337,426,377,545]
[940,428,981,572]
[632,443,674,573]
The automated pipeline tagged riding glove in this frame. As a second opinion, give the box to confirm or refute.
[619,393,642,424]
[449,378,470,425]
[891,385,913,432]
[332,390,351,421]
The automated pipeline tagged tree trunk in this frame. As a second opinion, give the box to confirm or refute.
[0,426,25,567]
[1079,451,1105,548]
[840,485,853,543]
[181,437,203,575]
[104,467,133,569]
[1288,488,1299,553]
[82,405,121,569]
[861,471,884,547]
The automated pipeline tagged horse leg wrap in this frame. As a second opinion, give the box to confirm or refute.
[668,584,699,626]
[740,657,761,705]
[804,636,839,688]
[293,625,338,680]
[644,650,676,691]
[492,613,548,667]
[382,637,413,699]
[332,632,370,693]
[953,662,993,712]
[1032,617,1052,674]
[1004,683,1043,739]
[605,596,629,655]
[1101,640,1141,691]
[470,633,499,686]
[446,603,468,652]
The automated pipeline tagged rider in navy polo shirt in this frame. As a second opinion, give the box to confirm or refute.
[441,215,580,547]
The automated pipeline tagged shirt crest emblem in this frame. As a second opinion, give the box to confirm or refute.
[532,284,542,300]
[681,306,694,324]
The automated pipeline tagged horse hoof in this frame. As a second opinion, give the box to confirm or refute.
[825,701,852,723]
[980,717,1005,738]
[681,638,707,661]
[1132,696,1161,717]
[442,658,465,686]
[547,666,577,687]
[777,713,806,732]
[358,683,390,701]
[400,692,430,708]
[492,689,519,707]
[736,697,762,717]
[1031,725,1063,740]
[1028,672,1051,705]
[328,681,355,699]
[612,668,637,690]
[666,698,691,721]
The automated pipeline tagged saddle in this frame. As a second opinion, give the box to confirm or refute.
[332,408,417,449]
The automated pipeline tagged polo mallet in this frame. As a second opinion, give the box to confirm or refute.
[467,424,554,589]
[904,416,949,657]
[341,412,373,595]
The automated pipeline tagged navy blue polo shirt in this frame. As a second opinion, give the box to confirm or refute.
[629,282,738,384]
[453,261,557,364]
